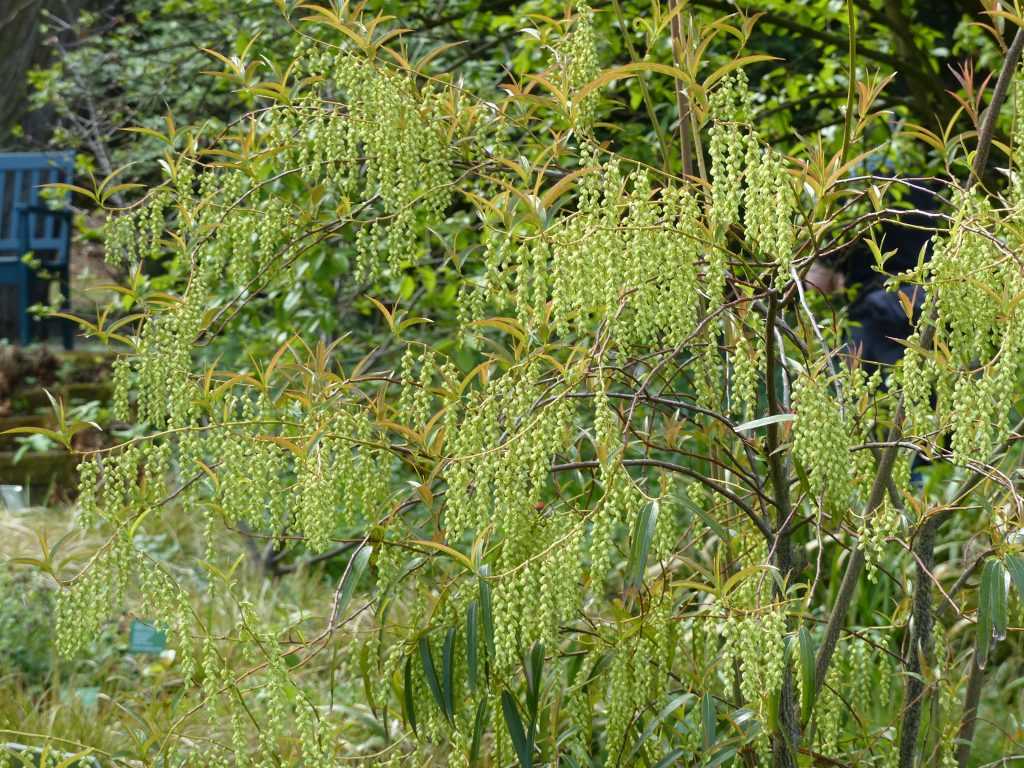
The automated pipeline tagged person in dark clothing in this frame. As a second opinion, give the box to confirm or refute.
[806,182,940,374]
[806,182,943,482]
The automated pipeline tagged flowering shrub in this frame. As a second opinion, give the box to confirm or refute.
[19,4,1024,767]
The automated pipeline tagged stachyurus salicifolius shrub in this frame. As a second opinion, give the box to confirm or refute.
[22,3,1024,766]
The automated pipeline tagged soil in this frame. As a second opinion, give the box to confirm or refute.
[0,344,58,411]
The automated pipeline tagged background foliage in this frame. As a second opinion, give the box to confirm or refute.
[4,2,1024,768]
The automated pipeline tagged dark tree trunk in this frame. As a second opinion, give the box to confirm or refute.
[0,0,97,147]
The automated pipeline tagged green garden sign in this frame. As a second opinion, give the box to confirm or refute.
[128,619,166,654]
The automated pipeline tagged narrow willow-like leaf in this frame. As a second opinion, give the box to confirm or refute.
[466,600,479,692]
[525,641,544,725]
[479,567,496,661]
[701,692,716,750]
[419,636,448,720]
[733,412,795,433]
[799,627,816,723]
[403,656,417,735]
[682,493,729,541]
[653,749,686,768]
[707,746,739,768]
[469,698,488,766]
[442,627,456,720]
[992,559,1008,641]
[359,640,377,715]
[334,543,372,623]
[626,693,691,762]
[1005,554,1024,600]
[628,500,659,589]
[977,559,999,669]
[501,690,533,768]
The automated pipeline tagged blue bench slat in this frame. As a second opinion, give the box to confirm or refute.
[30,169,40,239]
[0,172,6,243]
[0,152,75,171]
[0,170,19,249]
[0,169,21,252]
[45,169,57,240]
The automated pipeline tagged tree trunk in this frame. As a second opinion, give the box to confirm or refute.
[0,0,96,147]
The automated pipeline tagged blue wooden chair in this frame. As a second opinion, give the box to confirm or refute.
[0,152,75,349]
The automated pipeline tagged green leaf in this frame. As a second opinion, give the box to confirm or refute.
[977,559,1000,669]
[702,54,781,89]
[409,538,475,571]
[470,317,527,345]
[681,489,728,541]
[706,746,739,768]
[524,641,544,726]
[479,568,496,661]
[467,600,479,693]
[701,692,716,750]
[1,426,66,447]
[9,557,50,572]
[733,413,795,433]
[122,126,175,146]
[501,690,533,768]
[335,543,372,623]
[652,749,686,768]
[419,636,448,721]
[1005,554,1024,600]
[442,627,456,720]
[575,61,699,103]
[627,500,659,589]
[469,698,488,766]
[992,559,1008,643]
[358,642,377,715]
[626,693,691,762]
[56,747,98,768]
[799,627,817,723]
[45,182,99,203]
[403,656,417,735]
